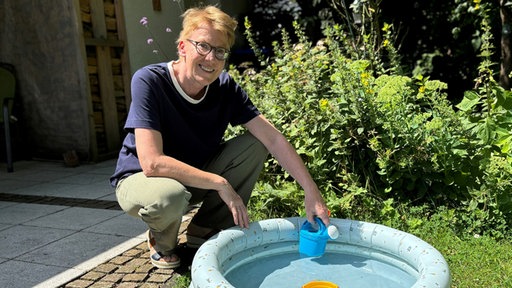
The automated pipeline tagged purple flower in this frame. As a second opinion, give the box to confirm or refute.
[140,17,148,26]
[138,16,173,60]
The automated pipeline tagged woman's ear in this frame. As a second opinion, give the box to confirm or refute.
[177,40,186,57]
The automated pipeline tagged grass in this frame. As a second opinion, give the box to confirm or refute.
[168,274,191,288]
[413,223,512,287]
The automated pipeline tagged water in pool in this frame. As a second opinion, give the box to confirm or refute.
[224,250,416,288]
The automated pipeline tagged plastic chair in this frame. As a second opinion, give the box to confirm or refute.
[0,63,16,172]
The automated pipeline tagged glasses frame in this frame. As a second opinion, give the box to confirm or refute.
[187,39,230,61]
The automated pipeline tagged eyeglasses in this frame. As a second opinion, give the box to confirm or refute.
[187,39,230,61]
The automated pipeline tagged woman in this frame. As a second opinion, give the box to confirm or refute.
[110,5,330,269]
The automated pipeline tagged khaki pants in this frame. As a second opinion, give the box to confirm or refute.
[115,133,268,254]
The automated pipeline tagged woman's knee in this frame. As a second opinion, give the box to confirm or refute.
[117,175,190,223]
[138,179,191,231]
[147,178,190,210]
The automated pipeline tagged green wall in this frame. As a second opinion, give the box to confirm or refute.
[122,0,249,75]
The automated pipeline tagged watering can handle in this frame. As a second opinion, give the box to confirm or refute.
[313,217,327,232]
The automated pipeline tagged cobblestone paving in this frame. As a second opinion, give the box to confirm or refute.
[61,208,199,288]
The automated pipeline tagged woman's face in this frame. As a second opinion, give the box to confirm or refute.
[178,22,229,90]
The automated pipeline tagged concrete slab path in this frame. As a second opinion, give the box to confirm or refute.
[0,159,195,288]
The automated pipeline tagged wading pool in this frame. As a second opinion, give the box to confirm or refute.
[189,217,451,288]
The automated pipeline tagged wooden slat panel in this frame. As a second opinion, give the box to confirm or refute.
[73,0,98,161]
[114,0,132,121]
[90,0,107,38]
[90,0,120,152]
[84,37,124,47]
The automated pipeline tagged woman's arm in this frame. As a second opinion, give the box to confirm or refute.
[244,115,330,225]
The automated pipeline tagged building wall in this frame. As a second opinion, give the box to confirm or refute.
[0,0,91,161]
[122,0,182,75]
[0,0,250,163]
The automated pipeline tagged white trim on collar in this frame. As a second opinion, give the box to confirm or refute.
[167,61,209,104]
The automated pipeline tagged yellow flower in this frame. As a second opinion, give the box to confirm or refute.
[474,0,481,9]
[319,99,329,110]
[382,23,391,33]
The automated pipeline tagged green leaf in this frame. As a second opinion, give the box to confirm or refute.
[456,91,480,112]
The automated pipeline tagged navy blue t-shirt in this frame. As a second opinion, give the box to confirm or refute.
[110,62,260,187]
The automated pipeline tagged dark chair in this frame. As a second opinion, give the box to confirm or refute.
[0,63,17,172]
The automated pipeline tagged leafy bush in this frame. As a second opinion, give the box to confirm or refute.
[228,16,512,238]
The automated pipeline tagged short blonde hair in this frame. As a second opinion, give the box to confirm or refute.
[177,5,238,48]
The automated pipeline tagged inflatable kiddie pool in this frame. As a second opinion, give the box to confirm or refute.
[189,217,451,288]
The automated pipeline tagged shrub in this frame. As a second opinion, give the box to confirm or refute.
[229,17,512,238]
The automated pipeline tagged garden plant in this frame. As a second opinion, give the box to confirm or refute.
[152,1,512,287]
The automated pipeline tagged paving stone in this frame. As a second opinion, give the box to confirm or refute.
[110,255,132,265]
[116,283,139,288]
[88,282,116,288]
[139,283,164,288]
[153,267,175,275]
[135,263,154,273]
[122,273,147,282]
[147,273,172,283]
[81,271,106,281]
[135,242,147,249]
[94,263,118,274]
[0,193,121,210]
[123,248,143,257]
[100,273,124,283]
[64,279,94,288]
[126,258,147,267]
[116,265,137,274]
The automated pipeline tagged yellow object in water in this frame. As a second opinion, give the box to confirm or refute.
[302,280,338,288]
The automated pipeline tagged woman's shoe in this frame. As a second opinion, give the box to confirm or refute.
[146,230,181,269]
